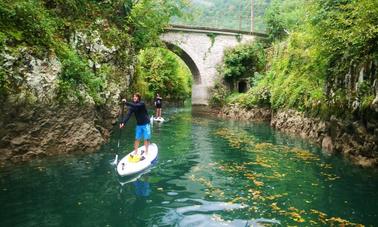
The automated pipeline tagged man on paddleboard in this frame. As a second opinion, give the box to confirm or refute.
[120,93,151,156]
[154,93,163,119]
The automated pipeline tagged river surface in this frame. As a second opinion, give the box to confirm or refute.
[1,107,378,226]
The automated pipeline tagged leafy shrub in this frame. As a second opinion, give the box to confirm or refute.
[58,48,105,105]
[209,81,230,107]
[134,47,192,102]
[222,42,266,85]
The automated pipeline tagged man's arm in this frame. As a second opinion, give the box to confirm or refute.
[125,101,145,108]
[121,108,134,125]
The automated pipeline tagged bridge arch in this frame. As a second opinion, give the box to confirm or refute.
[164,42,201,85]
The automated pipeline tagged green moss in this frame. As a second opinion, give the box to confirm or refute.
[361,95,375,110]
[207,33,217,48]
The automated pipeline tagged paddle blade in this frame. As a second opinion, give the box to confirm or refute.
[111,154,118,166]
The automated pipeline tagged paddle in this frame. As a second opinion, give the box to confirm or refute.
[112,99,125,165]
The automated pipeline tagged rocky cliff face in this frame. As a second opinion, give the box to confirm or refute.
[0,30,133,166]
[0,104,115,163]
[218,104,271,121]
[270,110,378,167]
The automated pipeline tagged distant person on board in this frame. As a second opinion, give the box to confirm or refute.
[154,93,163,118]
[119,93,151,156]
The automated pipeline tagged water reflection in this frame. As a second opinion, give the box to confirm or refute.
[160,198,280,227]
[133,175,151,197]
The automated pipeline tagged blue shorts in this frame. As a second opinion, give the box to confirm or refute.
[135,124,151,140]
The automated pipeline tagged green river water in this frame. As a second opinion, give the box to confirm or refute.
[1,107,377,226]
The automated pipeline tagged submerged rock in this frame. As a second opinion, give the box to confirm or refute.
[321,136,333,153]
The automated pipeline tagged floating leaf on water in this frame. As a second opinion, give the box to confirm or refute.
[270,202,281,212]
[310,209,327,218]
[321,172,341,181]
[309,220,318,225]
[325,216,364,226]
[266,194,286,200]
[248,189,263,200]
[289,148,320,161]
[289,211,305,223]
[253,180,264,187]
[254,143,274,150]
[245,173,257,181]
[319,163,333,169]
[214,128,256,150]
[249,161,272,168]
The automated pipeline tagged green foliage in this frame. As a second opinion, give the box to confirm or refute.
[0,31,6,48]
[222,72,271,109]
[171,0,270,32]
[309,0,378,75]
[361,95,375,110]
[128,0,186,50]
[266,32,327,112]
[134,47,192,101]
[57,47,105,105]
[265,1,286,41]
[222,0,378,120]
[265,0,307,42]
[222,42,266,82]
[0,67,7,99]
[0,1,57,48]
[0,0,187,105]
[209,80,230,107]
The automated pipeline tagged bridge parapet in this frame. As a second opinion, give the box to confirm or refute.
[166,24,268,37]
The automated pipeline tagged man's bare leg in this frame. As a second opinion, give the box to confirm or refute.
[144,140,150,156]
[134,140,140,155]
[158,108,161,118]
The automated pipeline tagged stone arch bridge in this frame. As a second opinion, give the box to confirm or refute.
[161,24,266,105]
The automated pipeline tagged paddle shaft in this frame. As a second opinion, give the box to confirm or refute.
[117,100,125,150]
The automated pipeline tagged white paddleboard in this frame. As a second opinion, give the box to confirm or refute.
[117,143,158,177]
[153,117,165,122]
